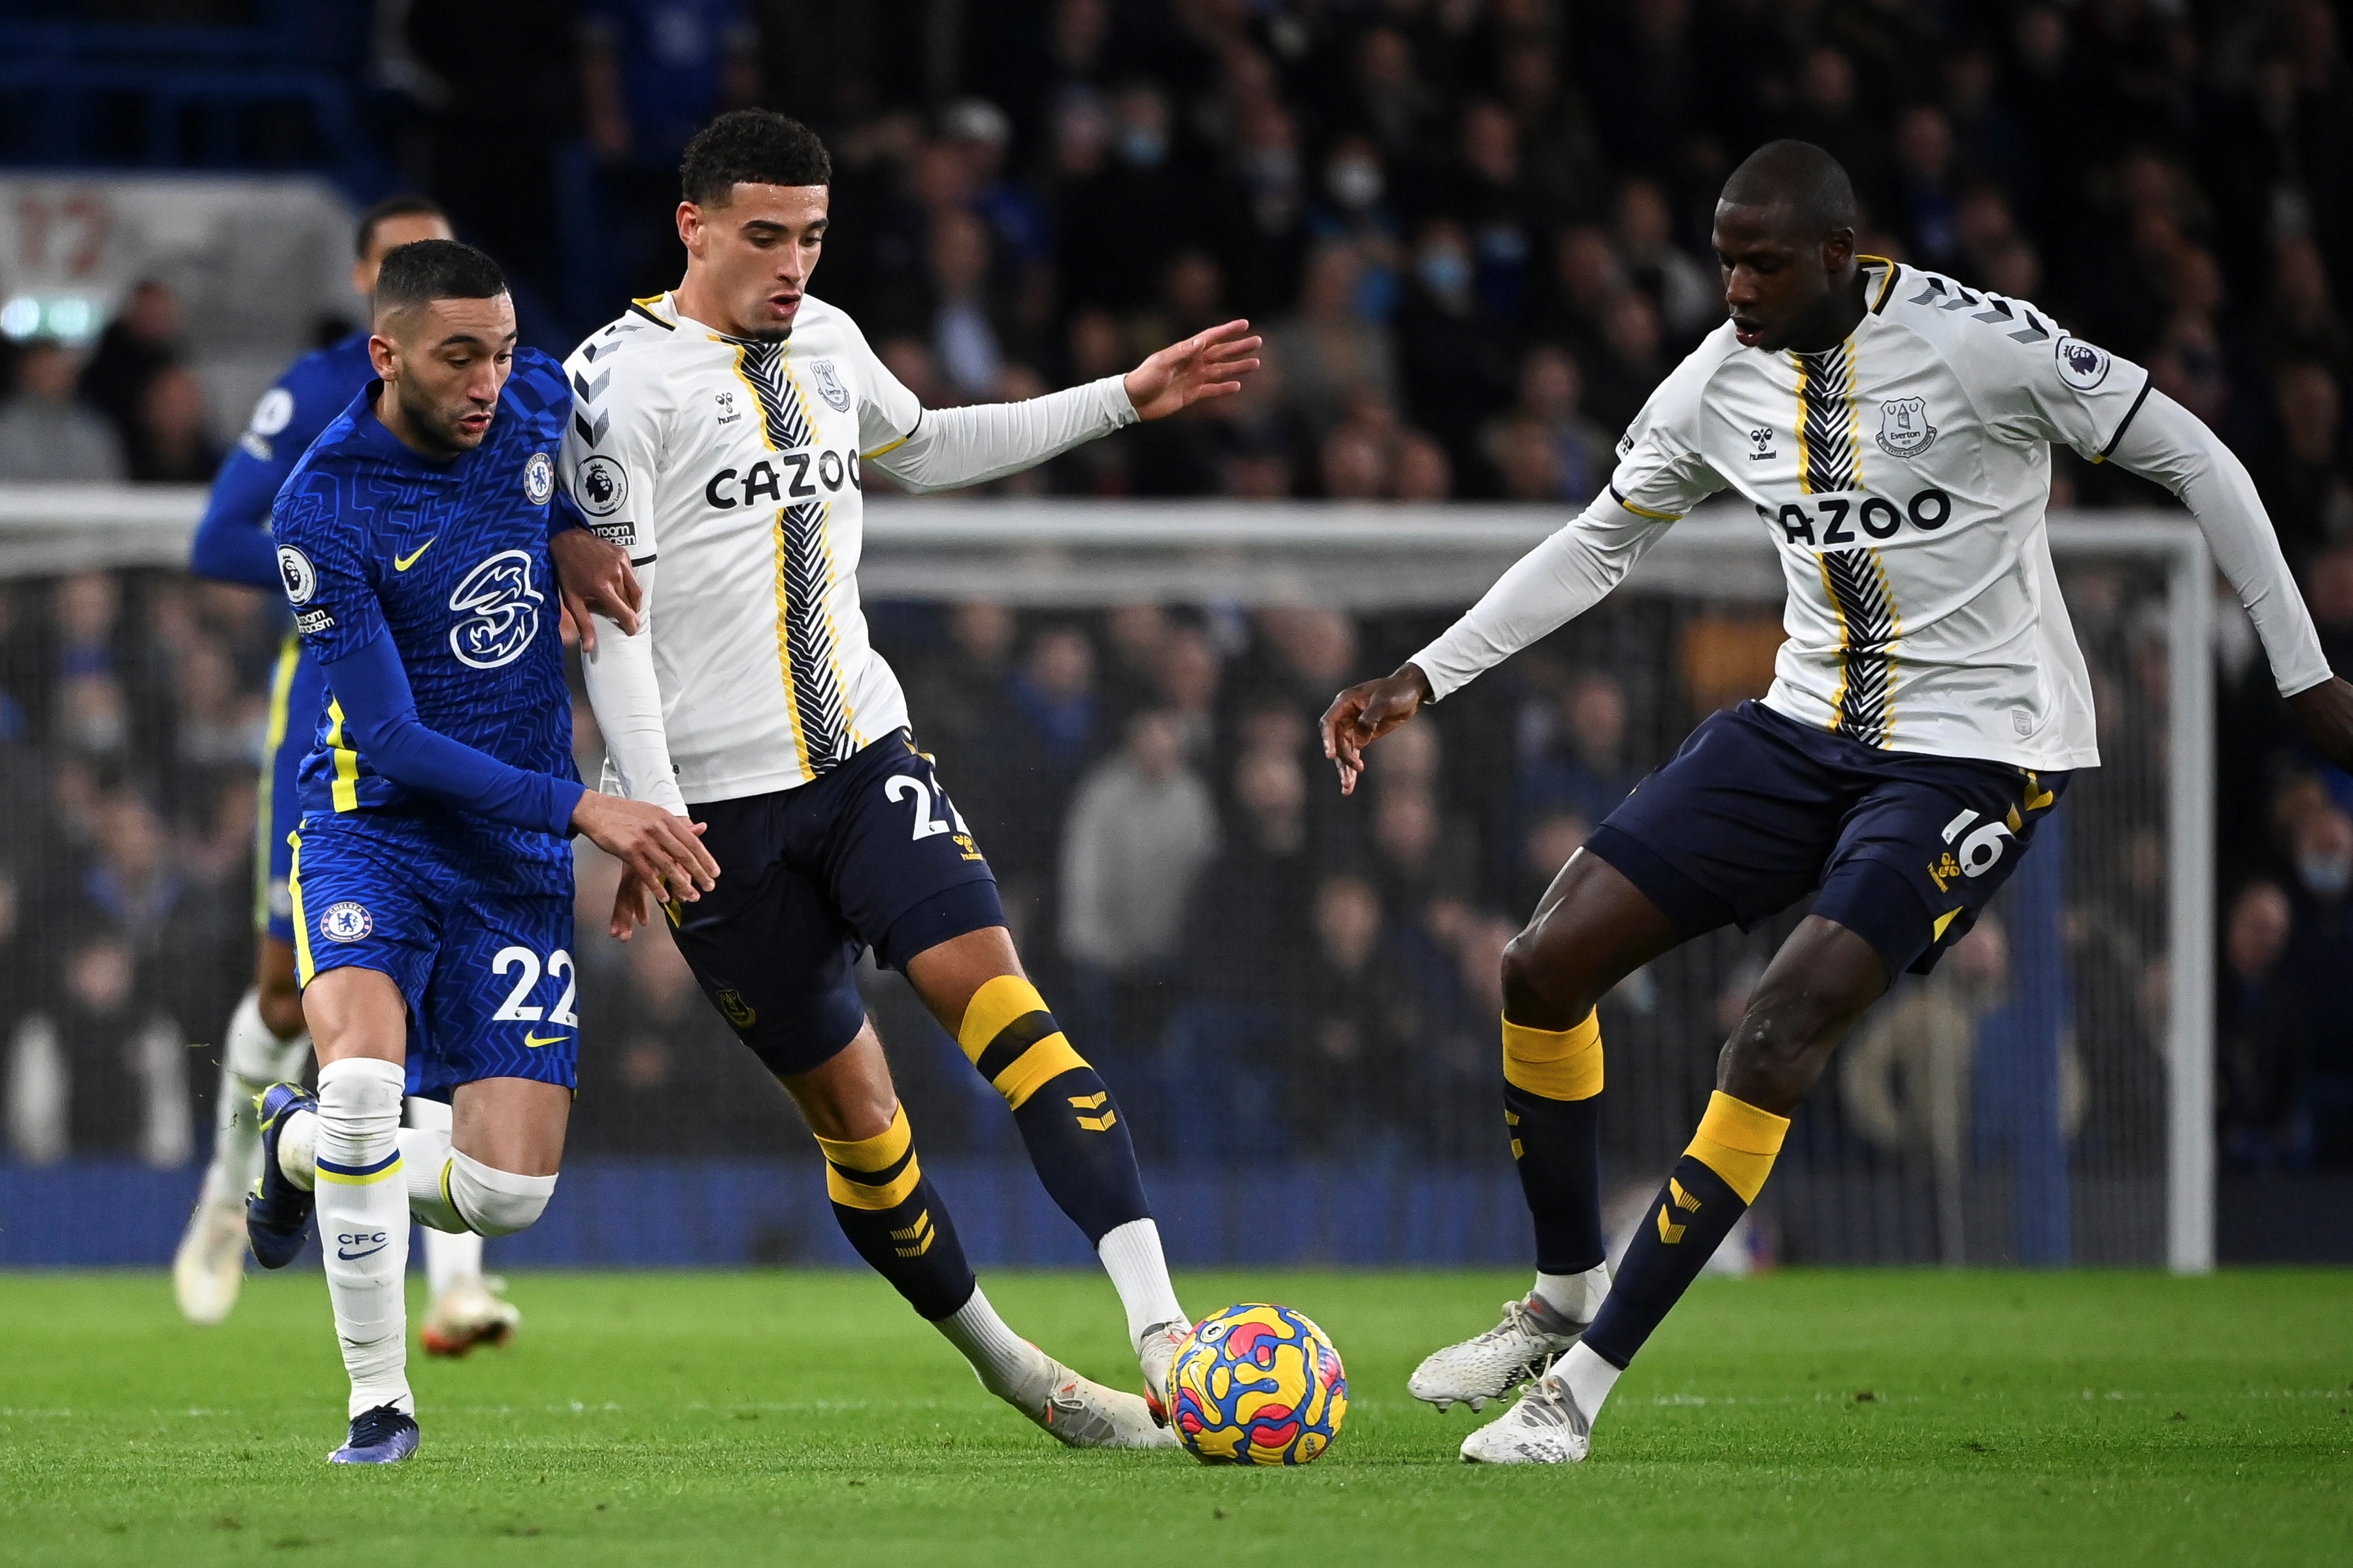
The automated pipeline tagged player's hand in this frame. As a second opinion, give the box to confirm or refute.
[1320,663,1432,797]
[550,525,641,650]
[609,865,656,941]
[1123,320,1262,421]
[571,793,717,904]
[2289,677,2353,775]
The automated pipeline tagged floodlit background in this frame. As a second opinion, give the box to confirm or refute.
[0,0,2349,1269]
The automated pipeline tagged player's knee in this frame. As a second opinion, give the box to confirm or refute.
[445,1150,556,1238]
[1500,928,1601,1027]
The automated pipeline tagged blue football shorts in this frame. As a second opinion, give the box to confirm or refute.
[1585,700,2070,978]
[288,817,578,1101]
[256,631,329,946]
[665,729,1005,1080]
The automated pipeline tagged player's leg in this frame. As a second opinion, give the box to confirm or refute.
[1465,753,2071,1463]
[175,637,317,1323]
[1408,850,1681,1410]
[900,925,1191,1404]
[775,1020,1171,1450]
[402,1094,521,1356]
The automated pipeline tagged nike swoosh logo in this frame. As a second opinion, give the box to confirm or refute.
[523,1032,569,1048]
[337,1243,388,1261]
[394,537,437,571]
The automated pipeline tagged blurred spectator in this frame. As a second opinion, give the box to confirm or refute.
[6,933,187,1165]
[928,209,1010,402]
[1186,743,1313,1003]
[1395,218,1515,474]
[1521,671,1645,825]
[2284,804,2353,1165]
[1266,242,1399,444]
[1287,873,1418,1150]
[2219,881,2311,1169]
[126,366,222,484]
[78,280,180,446]
[1483,346,1610,505]
[1612,178,1716,342]
[0,341,125,482]
[1061,710,1218,976]
[2262,362,2352,568]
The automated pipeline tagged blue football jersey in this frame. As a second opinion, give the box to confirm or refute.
[272,349,579,892]
[191,331,379,592]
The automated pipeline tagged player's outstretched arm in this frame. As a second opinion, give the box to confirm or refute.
[2103,386,2344,755]
[1321,663,1432,796]
[862,321,1262,495]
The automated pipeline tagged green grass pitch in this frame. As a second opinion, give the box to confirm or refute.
[2,1268,2347,1566]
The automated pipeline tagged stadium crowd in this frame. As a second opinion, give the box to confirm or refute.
[1,1,2350,1210]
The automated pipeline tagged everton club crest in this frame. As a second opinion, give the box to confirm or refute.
[1875,397,1936,459]
[809,358,851,412]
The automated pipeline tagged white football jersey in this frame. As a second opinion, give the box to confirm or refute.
[558,291,921,803]
[1604,258,2151,771]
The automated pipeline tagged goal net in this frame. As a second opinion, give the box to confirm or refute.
[0,491,2213,1273]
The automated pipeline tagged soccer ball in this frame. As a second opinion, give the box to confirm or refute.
[1168,1303,1347,1465]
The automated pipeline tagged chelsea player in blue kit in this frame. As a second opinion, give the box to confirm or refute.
[237,241,717,1463]
[169,197,542,1348]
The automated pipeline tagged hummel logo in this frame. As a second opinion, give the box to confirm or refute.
[522,1031,569,1048]
[1070,1091,1118,1132]
[394,537,437,571]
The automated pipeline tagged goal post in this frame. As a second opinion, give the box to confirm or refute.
[0,488,2218,1271]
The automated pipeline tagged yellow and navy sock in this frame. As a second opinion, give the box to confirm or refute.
[1581,1090,1789,1369]
[817,1105,976,1322]
[1502,1012,1608,1278]
[957,975,1151,1244]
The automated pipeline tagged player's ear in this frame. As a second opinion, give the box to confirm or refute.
[366,331,398,382]
[676,201,702,255]
[1822,226,1855,273]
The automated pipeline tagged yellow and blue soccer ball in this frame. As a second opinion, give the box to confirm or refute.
[1169,1303,1347,1465]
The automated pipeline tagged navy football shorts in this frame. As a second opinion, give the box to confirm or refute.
[256,631,329,945]
[289,818,579,1101]
[666,730,1004,1079]
[1586,700,2069,978]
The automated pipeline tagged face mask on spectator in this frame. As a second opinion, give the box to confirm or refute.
[2297,849,2353,900]
[1417,244,1471,299]
[1328,155,1383,211]
[1118,125,1168,167]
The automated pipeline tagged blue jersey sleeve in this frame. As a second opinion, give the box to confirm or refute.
[190,345,365,591]
[318,631,584,837]
[271,469,384,665]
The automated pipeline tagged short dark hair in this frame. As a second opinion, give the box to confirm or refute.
[680,110,832,207]
[373,239,507,317]
[354,194,447,259]
[1721,140,1856,235]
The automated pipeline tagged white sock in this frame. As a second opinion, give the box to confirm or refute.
[934,1284,1052,1405]
[197,990,310,1208]
[1549,1341,1622,1422]
[400,1099,484,1290]
[1096,1218,1187,1345]
[314,1058,412,1419]
[1532,1263,1612,1324]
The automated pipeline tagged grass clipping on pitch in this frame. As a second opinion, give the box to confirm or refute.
[1,1267,2347,1566]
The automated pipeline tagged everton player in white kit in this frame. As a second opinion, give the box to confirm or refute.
[1321,142,2353,1464]
[547,112,1261,1449]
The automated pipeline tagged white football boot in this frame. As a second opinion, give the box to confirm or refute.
[1458,1370,1594,1464]
[1137,1318,1191,1424]
[171,1195,249,1326]
[1024,1360,1179,1450]
[1408,1294,1585,1412]
[420,1275,522,1357]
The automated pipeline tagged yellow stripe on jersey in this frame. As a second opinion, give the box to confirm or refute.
[254,631,301,929]
[323,698,362,812]
[287,831,314,984]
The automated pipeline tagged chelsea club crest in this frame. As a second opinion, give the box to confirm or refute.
[1875,397,1936,459]
[524,450,554,505]
[809,358,851,412]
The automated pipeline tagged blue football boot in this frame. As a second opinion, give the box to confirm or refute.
[246,1082,317,1269]
[329,1405,420,1465]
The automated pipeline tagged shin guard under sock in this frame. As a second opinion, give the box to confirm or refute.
[314,1058,411,1417]
[817,1105,977,1322]
[1502,1012,1607,1277]
[1581,1091,1789,1370]
[956,975,1153,1245]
